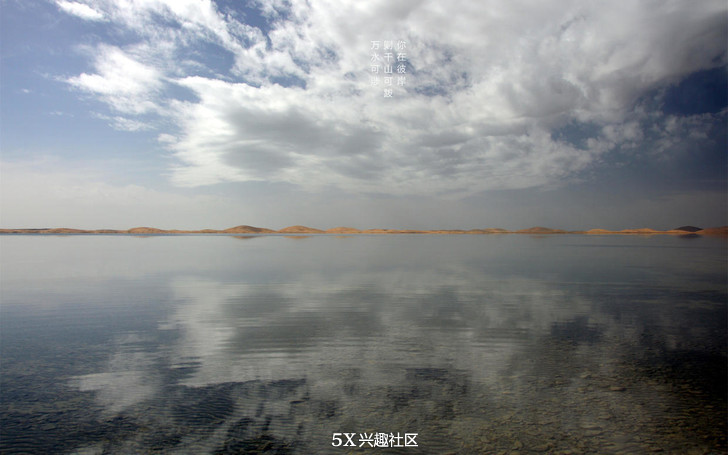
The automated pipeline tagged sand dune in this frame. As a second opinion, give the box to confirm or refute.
[45,228,91,234]
[1,225,727,236]
[469,228,510,234]
[127,227,167,234]
[516,226,568,234]
[621,228,666,234]
[325,227,362,234]
[223,225,277,234]
[585,229,614,235]
[278,225,325,234]
[696,226,728,237]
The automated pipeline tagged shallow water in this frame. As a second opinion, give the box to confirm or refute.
[1,234,726,454]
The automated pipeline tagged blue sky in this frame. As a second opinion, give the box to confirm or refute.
[1,0,726,230]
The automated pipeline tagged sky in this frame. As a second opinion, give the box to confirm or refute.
[1,0,726,230]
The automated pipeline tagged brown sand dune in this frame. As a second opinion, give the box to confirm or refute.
[325,227,362,234]
[619,228,661,234]
[360,228,427,234]
[127,227,169,234]
[278,225,325,234]
[46,228,89,234]
[516,226,567,234]
[471,228,510,234]
[2,225,727,237]
[361,228,395,234]
[586,229,616,234]
[588,228,709,235]
[696,226,728,237]
[0,228,65,233]
[223,225,276,234]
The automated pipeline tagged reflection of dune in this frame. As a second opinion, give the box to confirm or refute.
[678,233,701,239]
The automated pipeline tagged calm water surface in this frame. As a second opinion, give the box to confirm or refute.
[1,234,726,454]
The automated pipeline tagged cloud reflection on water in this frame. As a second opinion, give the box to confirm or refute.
[55,235,727,453]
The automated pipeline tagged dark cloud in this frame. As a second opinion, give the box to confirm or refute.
[226,107,332,150]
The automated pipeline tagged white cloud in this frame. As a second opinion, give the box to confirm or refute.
[157,133,177,143]
[58,0,727,196]
[66,44,164,114]
[55,0,105,21]
[95,114,154,131]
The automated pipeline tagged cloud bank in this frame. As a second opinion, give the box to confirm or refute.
[57,0,727,196]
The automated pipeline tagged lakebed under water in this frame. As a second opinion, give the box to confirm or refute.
[1,234,726,454]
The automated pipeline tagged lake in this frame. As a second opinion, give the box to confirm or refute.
[1,234,726,454]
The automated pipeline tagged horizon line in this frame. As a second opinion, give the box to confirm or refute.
[1,225,727,236]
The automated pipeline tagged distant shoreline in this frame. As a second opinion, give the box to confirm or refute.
[1,225,727,236]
